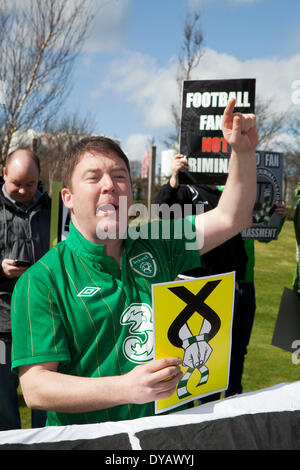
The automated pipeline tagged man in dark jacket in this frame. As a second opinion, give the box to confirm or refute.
[155,154,247,283]
[155,153,248,402]
[0,149,51,430]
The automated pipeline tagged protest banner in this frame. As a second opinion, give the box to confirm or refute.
[1,381,300,450]
[179,78,256,185]
[152,272,235,414]
[242,150,283,241]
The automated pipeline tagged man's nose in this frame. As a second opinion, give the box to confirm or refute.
[101,174,114,192]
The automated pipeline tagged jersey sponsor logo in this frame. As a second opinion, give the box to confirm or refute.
[129,252,157,278]
[77,286,101,297]
[120,303,154,364]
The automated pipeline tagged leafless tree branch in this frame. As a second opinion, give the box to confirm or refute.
[164,8,204,150]
[0,0,93,164]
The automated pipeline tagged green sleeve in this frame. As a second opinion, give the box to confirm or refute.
[11,265,70,373]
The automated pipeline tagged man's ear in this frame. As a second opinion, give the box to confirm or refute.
[3,167,7,181]
[61,187,73,210]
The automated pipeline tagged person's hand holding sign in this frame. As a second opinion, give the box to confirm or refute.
[169,154,188,189]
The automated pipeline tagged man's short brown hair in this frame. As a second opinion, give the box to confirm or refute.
[62,136,131,189]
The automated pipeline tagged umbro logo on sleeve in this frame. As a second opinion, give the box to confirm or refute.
[77,287,101,297]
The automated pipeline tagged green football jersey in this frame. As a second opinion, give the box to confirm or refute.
[11,217,201,426]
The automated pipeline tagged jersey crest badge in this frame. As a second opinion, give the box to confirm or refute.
[129,252,157,278]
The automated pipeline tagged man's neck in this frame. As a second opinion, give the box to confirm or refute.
[70,217,125,266]
[102,238,124,266]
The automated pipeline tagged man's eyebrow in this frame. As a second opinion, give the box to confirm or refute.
[112,165,127,173]
[12,178,36,184]
[82,166,128,176]
[81,168,99,175]
[111,166,128,172]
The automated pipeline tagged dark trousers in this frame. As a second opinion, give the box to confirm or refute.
[225,282,256,397]
[0,332,46,430]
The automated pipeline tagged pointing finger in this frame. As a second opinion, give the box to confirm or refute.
[222,98,236,128]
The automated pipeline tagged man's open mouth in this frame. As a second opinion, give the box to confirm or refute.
[96,203,119,215]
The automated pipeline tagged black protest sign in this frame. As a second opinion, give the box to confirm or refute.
[242,150,283,241]
[179,78,256,185]
[271,287,300,354]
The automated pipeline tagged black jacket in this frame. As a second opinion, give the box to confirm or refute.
[0,185,51,331]
[154,182,248,280]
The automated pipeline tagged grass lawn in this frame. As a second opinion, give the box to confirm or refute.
[242,220,299,392]
[18,220,299,429]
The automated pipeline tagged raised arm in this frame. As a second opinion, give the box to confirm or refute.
[196,98,258,255]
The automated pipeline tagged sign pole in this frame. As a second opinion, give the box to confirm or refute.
[147,145,156,217]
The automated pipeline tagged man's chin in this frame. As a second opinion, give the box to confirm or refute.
[15,198,30,205]
[96,221,128,241]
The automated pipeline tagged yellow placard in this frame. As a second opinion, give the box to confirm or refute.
[49,181,63,248]
[49,181,70,248]
[152,272,235,414]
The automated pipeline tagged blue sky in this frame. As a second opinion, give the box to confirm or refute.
[65,0,300,165]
